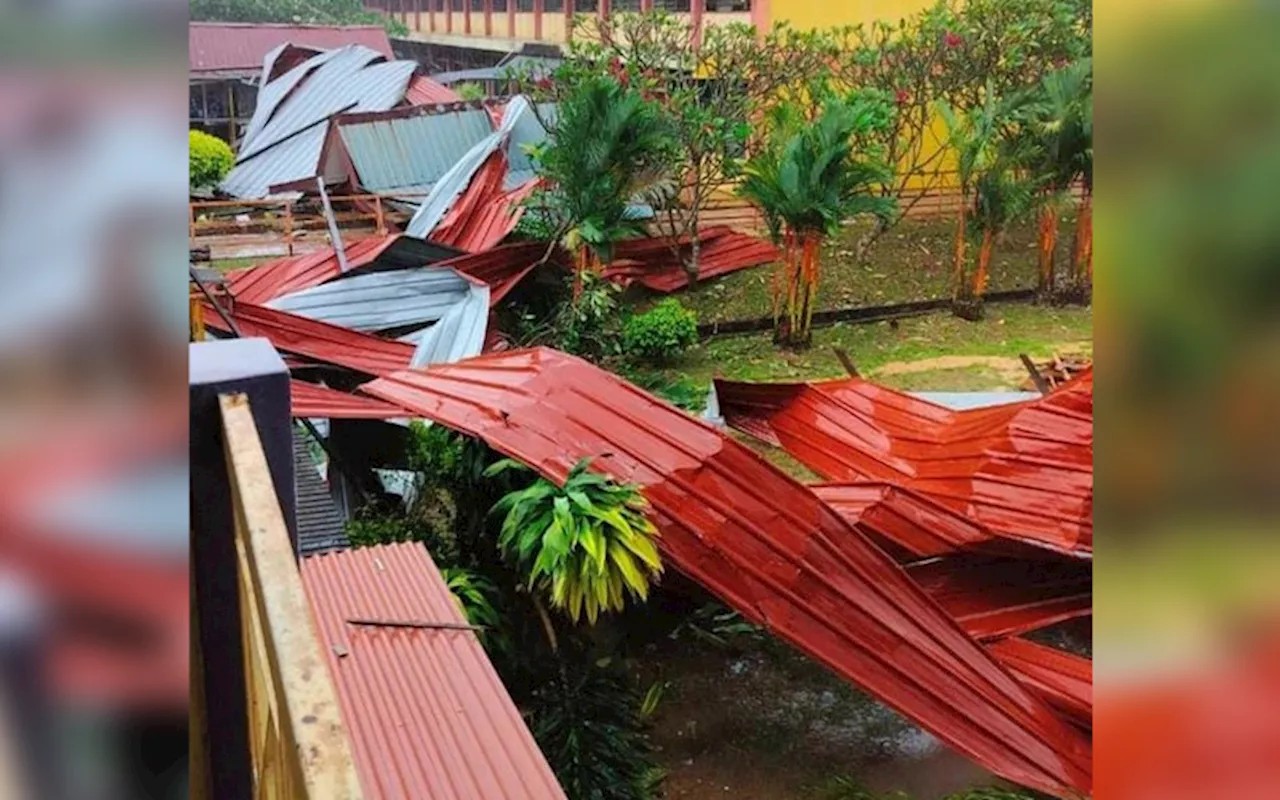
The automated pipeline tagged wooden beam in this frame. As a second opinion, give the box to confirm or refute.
[833,348,860,378]
[220,393,364,799]
[1019,353,1051,395]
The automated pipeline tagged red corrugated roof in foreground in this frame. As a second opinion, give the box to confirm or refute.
[189,22,393,76]
[989,638,1092,729]
[403,74,464,106]
[361,348,1091,799]
[300,543,566,800]
[291,379,409,419]
[432,150,541,253]
[203,301,414,376]
[604,227,780,292]
[226,236,400,305]
[715,372,1094,558]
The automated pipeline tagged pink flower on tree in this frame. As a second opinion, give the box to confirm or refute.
[944,31,964,49]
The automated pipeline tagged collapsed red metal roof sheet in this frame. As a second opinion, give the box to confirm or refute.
[290,379,409,419]
[226,236,401,305]
[300,543,566,799]
[402,74,465,106]
[604,226,780,292]
[360,348,1091,798]
[989,638,1092,729]
[188,22,394,77]
[202,301,414,376]
[433,241,554,306]
[431,150,541,253]
[714,372,1094,558]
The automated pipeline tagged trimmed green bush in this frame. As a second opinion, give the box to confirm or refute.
[189,130,234,190]
[621,299,699,365]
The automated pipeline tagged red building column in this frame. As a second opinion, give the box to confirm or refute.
[484,0,493,36]
[508,0,516,39]
[599,0,610,24]
[534,0,544,39]
[429,0,436,33]
[640,0,652,11]
[465,0,472,34]
[691,0,704,48]
[446,0,453,33]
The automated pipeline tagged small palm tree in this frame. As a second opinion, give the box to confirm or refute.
[486,457,663,626]
[1016,59,1093,299]
[940,88,1034,319]
[740,95,895,347]
[531,76,676,300]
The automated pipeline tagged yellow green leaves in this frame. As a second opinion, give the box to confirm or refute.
[490,457,663,625]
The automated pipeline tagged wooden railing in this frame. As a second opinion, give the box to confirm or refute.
[196,393,364,799]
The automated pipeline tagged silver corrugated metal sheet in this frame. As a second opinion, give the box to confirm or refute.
[409,281,488,368]
[222,44,417,199]
[405,96,549,238]
[267,267,478,332]
[338,108,494,194]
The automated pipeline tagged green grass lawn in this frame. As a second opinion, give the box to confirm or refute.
[210,257,262,273]
[673,213,1079,325]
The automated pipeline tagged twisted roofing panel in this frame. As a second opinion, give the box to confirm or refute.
[300,543,566,799]
[604,226,780,293]
[360,348,1092,798]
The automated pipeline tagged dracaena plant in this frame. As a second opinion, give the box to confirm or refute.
[486,457,663,625]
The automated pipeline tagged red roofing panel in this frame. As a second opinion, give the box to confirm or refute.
[290,379,409,419]
[715,373,1094,558]
[300,543,566,800]
[226,236,400,305]
[431,150,541,253]
[989,638,1092,729]
[189,22,394,76]
[603,227,779,292]
[402,74,465,106]
[433,241,554,306]
[360,348,1091,798]
[203,301,415,376]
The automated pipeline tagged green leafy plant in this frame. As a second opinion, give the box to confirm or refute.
[619,371,706,414]
[189,0,408,36]
[487,457,663,625]
[455,82,486,101]
[669,602,760,649]
[621,299,699,365]
[513,272,623,362]
[529,75,676,300]
[440,566,504,648]
[741,93,896,347]
[189,130,234,191]
[816,776,910,800]
[344,505,424,549]
[527,659,662,800]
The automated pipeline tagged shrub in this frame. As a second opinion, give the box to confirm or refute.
[189,130,233,190]
[621,299,699,365]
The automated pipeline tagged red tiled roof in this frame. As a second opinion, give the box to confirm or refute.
[300,543,566,800]
[360,348,1092,799]
[715,371,1094,558]
[189,22,394,77]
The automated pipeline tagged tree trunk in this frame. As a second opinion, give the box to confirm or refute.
[951,202,968,301]
[1037,202,1058,300]
[974,227,994,298]
[685,232,702,288]
[1072,192,1093,301]
[853,215,892,265]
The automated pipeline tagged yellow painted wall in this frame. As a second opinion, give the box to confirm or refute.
[767,0,943,31]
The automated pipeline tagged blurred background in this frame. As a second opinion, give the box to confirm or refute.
[0,0,1273,797]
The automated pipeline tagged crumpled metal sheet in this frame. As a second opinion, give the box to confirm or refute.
[290,380,408,420]
[336,106,495,195]
[989,638,1092,729]
[603,226,780,292]
[201,301,414,376]
[402,74,464,106]
[360,348,1092,799]
[432,241,558,306]
[431,148,541,253]
[713,372,1094,558]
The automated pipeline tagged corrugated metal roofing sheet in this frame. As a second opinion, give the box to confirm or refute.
[223,45,417,199]
[300,543,567,800]
[337,107,495,195]
[359,348,1092,799]
[403,74,465,106]
[267,266,486,333]
[291,427,350,556]
[713,371,1094,558]
[431,149,541,253]
[989,638,1092,729]
[202,301,414,376]
[432,241,554,305]
[189,22,394,76]
[603,227,780,293]
[291,379,409,420]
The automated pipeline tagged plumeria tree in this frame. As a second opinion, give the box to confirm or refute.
[741,95,896,347]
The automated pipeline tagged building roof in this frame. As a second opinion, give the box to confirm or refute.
[358,348,1093,799]
[291,427,350,556]
[300,543,566,800]
[189,22,394,78]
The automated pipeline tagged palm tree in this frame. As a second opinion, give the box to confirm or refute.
[486,457,663,627]
[1016,59,1093,300]
[740,95,895,348]
[531,76,676,300]
[939,87,1035,319]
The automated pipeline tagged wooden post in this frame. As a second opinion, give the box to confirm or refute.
[190,203,197,242]
[599,0,610,23]
[429,0,436,32]
[534,0,543,39]
[415,0,422,31]
[446,0,452,33]
[374,195,387,236]
[833,348,860,378]
[284,201,295,256]
[484,0,493,36]
[227,82,238,149]
[691,0,704,48]
[464,0,472,34]
[565,0,574,43]
[508,0,516,38]
[1019,353,1051,395]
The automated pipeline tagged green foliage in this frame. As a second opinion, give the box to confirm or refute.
[621,299,699,365]
[619,371,706,414]
[189,130,234,190]
[741,93,896,240]
[528,660,661,800]
[487,458,663,625]
[455,82,486,102]
[1014,58,1093,195]
[816,778,1049,800]
[189,0,408,36]
[440,566,504,648]
[530,75,677,263]
[345,505,425,549]
[669,602,760,649]
[513,272,623,362]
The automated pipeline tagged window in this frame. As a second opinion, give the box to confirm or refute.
[493,0,507,9]
[706,0,752,10]
[614,0,641,10]
[546,0,564,11]
[516,0,533,10]
[471,0,484,10]
[655,0,691,10]
[577,0,599,10]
